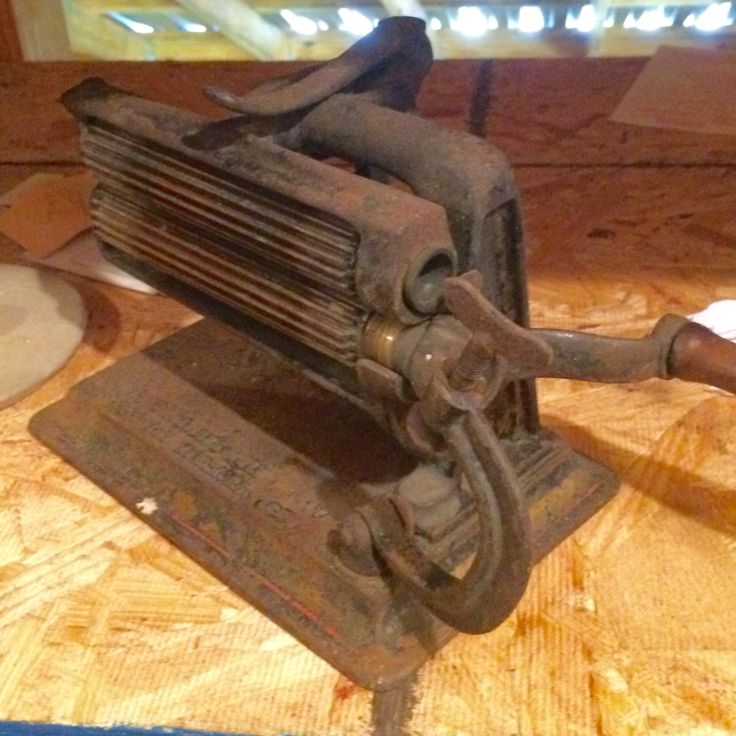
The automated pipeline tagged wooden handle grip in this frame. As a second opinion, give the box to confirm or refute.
[669,322,736,395]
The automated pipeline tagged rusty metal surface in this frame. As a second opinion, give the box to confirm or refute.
[62,79,456,333]
[205,17,431,117]
[360,410,533,635]
[184,16,431,152]
[30,319,617,688]
[341,274,736,632]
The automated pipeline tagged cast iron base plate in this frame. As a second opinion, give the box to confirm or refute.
[30,319,617,690]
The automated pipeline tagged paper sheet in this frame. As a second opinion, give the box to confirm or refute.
[26,231,157,294]
[0,172,96,256]
[1,173,156,293]
[0,173,71,207]
[610,46,736,136]
[690,300,736,342]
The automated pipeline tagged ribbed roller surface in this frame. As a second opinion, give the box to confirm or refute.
[81,122,366,364]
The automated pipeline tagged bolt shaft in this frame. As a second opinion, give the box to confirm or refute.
[449,337,491,392]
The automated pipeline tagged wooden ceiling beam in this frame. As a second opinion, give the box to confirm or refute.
[0,0,23,60]
[69,0,183,12]
[430,27,590,57]
[9,0,73,60]
[67,9,253,60]
[175,0,289,59]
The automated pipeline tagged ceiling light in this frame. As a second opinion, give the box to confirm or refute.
[517,6,545,32]
[338,8,374,36]
[569,4,597,32]
[108,12,155,34]
[694,2,733,30]
[634,6,674,31]
[280,10,318,35]
[181,21,207,33]
[451,6,488,37]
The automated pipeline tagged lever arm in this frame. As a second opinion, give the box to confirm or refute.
[445,273,736,396]
[521,317,736,393]
[183,17,432,151]
[204,17,431,116]
[359,409,532,634]
[531,315,686,384]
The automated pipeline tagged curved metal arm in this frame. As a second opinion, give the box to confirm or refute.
[205,17,432,116]
[183,17,432,151]
[359,409,532,634]
[529,315,688,384]
[520,317,736,394]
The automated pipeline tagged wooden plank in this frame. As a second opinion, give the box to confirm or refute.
[485,56,736,165]
[432,27,590,59]
[8,0,73,61]
[593,27,736,57]
[64,4,252,62]
[0,0,22,61]
[1,161,735,734]
[71,0,183,11]
[1,58,735,167]
[176,0,287,60]
[64,2,167,61]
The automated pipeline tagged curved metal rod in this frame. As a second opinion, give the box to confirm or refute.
[533,316,736,395]
[204,17,431,117]
[527,315,688,383]
[437,273,736,395]
[360,410,532,634]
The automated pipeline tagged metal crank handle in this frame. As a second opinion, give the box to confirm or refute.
[444,274,736,395]
[359,409,532,634]
[531,318,736,394]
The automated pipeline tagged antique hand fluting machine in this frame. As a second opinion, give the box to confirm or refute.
[31,19,736,691]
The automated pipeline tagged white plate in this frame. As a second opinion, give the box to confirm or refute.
[0,264,86,408]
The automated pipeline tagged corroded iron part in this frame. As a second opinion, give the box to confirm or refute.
[185,16,431,150]
[35,17,736,677]
[205,16,432,116]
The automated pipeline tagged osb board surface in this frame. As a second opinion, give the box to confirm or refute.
[1,157,735,735]
[484,57,736,165]
[1,58,735,166]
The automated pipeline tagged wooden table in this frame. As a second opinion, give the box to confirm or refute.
[1,58,735,736]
